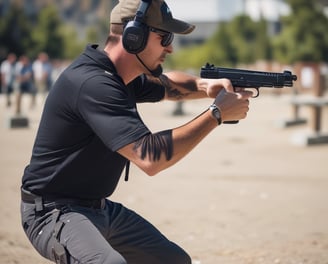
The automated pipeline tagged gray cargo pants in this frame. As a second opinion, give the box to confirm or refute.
[20,199,191,264]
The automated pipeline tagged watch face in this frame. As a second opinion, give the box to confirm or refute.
[213,108,221,119]
[210,104,222,125]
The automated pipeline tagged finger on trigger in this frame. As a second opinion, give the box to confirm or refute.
[234,87,245,92]
[241,90,254,99]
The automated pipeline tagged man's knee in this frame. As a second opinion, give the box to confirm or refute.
[103,250,127,264]
[79,250,127,264]
[124,244,191,264]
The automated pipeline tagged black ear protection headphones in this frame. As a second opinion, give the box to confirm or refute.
[122,0,152,54]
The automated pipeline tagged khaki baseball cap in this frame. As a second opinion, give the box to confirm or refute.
[110,0,195,34]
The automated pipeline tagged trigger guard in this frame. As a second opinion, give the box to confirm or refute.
[252,88,259,98]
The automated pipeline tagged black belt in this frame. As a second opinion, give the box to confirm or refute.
[21,188,106,210]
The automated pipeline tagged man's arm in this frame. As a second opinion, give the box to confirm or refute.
[147,71,235,101]
[117,84,252,176]
[117,109,218,176]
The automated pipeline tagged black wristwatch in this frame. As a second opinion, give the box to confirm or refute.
[209,104,222,125]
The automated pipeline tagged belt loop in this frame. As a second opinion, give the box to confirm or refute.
[35,196,44,212]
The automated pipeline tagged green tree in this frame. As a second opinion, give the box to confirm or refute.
[86,18,110,45]
[170,14,273,70]
[253,17,272,62]
[227,15,259,64]
[30,5,65,58]
[206,22,237,66]
[273,0,328,63]
[168,22,239,70]
[0,4,34,58]
[165,44,206,70]
[0,3,109,61]
[59,25,85,59]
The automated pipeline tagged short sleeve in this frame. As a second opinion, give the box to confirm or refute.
[77,75,151,152]
[132,74,165,103]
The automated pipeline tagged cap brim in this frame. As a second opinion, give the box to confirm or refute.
[160,19,195,35]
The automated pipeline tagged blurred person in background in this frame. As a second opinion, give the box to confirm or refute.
[1,52,17,107]
[32,52,52,106]
[20,0,252,263]
[16,55,35,115]
[51,59,67,84]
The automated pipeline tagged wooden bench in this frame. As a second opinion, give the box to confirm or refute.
[277,63,328,145]
[290,96,328,131]
[289,95,328,145]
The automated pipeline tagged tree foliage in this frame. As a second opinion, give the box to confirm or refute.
[0,4,34,58]
[273,0,328,63]
[170,15,271,69]
[170,0,328,70]
[0,3,106,60]
[1,0,327,66]
[29,5,66,59]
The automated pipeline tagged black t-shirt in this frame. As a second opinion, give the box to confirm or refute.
[22,45,165,199]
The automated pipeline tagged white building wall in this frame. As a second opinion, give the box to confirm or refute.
[166,0,290,23]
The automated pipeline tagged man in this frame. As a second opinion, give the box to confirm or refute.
[16,55,35,115]
[32,52,52,106]
[1,53,16,107]
[20,0,252,263]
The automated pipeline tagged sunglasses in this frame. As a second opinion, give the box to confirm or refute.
[149,27,174,47]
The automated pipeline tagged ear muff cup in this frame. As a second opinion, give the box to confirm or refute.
[122,0,151,54]
[122,21,149,54]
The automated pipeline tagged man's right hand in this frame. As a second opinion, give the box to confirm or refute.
[213,88,252,123]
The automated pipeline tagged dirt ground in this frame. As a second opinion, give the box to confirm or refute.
[0,93,327,264]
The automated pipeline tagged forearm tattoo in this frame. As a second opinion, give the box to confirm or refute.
[134,130,173,161]
[158,74,197,100]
